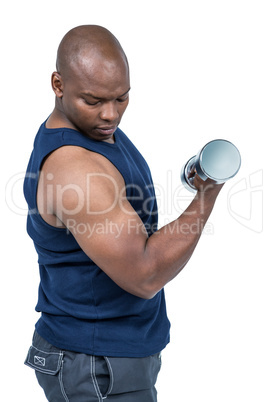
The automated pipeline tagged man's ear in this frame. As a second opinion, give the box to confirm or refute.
[51,72,63,98]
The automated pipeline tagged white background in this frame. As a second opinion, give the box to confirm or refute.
[2,0,267,400]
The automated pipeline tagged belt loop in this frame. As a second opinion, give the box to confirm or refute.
[90,356,102,402]
[103,357,114,397]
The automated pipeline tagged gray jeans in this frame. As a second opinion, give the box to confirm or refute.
[25,331,162,401]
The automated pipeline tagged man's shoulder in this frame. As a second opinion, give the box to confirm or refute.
[42,145,123,186]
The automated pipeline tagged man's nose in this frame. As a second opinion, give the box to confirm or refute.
[99,101,119,122]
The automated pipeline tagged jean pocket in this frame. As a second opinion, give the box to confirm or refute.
[24,345,63,375]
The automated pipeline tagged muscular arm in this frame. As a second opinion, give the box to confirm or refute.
[38,146,223,299]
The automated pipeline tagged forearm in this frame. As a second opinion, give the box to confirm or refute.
[141,187,222,297]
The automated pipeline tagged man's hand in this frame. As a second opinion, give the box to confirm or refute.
[188,166,224,194]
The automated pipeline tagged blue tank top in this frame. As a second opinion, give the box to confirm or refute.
[24,121,170,357]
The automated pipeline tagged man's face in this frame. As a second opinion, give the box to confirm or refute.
[56,55,130,142]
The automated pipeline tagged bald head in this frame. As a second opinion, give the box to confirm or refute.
[56,25,128,79]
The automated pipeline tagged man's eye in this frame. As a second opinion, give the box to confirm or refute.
[117,97,128,103]
[84,99,100,106]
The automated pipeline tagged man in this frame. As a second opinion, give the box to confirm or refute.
[24,25,223,401]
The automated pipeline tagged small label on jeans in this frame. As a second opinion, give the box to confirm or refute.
[34,356,46,367]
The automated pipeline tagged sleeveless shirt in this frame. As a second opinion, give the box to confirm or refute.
[24,121,170,357]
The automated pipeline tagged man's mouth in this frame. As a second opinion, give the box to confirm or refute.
[95,126,117,136]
